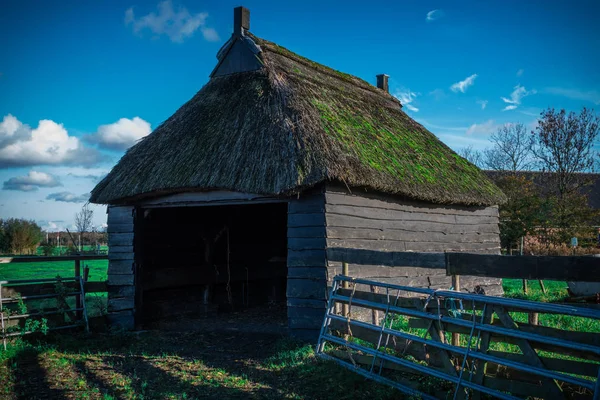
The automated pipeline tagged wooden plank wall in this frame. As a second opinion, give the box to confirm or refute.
[324,185,503,296]
[106,205,135,330]
[287,191,327,341]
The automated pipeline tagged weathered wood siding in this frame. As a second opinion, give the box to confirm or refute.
[324,185,503,296]
[106,206,135,330]
[287,190,327,341]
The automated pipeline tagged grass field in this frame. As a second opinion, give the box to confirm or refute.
[0,259,109,282]
[36,245,109,257]
[0,332,401,400]
[1,259,598,398]
[0,259,110,318]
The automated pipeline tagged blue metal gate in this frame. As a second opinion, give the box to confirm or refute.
[317,275,600,400]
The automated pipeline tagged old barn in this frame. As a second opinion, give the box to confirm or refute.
[90,7,506,340]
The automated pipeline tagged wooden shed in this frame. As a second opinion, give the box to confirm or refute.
[90,7,506,340]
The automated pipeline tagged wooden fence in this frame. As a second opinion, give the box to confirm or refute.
[445,252,600,282]
[327,248,600,282]
[0,255,108,331]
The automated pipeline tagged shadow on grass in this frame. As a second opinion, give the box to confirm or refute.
[10,347,69,400]
[4,331,401,400]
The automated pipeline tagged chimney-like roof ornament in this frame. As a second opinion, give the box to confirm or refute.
[376,74,389,93]
[234,6,250,36]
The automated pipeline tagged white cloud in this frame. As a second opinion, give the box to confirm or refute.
[42,221,64,232]
[477,100,488,110]
[3,171,62,192]
[516,69,524,77]
[46,192,89,203]
[68,172,108,183]
[416,119,468,132]
[394,89,420,112]
[125,1,219,43]
[466,120,498,135]
[88,117,151,151]
[0,114,100,167]
[201,27,220,42]
[450,74,478,93]
[518,108,542,118]
[429,89,446,101]
[426,9,444,22]
[501,84,536,111]
[545,87,600,105]
[437,133,491,151]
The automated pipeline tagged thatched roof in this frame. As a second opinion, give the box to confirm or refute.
[90,32,505,206]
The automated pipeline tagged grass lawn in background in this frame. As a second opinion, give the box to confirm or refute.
[35,245,109,256]
[0,259,109,317]
[0,259,108,282]
[502,278,569,302]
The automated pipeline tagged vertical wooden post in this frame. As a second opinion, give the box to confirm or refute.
[370,285,379,325]
[522,279,528,295]
[342,262,349,317]
[539,280,546,294]
[75,258,82,320]
[528,312,539,325]
[452,275,460,347]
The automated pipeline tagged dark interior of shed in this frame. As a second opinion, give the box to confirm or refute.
[137,203,288,326]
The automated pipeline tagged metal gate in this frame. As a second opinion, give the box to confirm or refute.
[317,275,600,400]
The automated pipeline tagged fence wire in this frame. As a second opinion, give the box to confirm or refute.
[317,275,600,400]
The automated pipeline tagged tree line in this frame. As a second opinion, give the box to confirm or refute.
[458,107,600,253]
[1,204,106,256]
[0,219,44,255]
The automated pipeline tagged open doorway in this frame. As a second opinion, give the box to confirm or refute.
[137,202,288,329]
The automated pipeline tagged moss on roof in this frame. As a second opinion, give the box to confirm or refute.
[90,33,506,206]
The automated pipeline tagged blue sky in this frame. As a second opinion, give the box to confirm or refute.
[0,0,599,231]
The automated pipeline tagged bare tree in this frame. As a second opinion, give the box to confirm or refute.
[457,145,483,167]
[483,123,532,172]
[530,107,600,243]
[531,107,600,197]
[75,204,94,250]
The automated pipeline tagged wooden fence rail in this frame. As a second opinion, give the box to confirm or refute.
[0,255,109,321]
[446,253,600,281]
[326,248,600,282]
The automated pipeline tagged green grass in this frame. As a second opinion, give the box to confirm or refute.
[0,258,109,318]
[502,278,569,302]
[0,332,400,400]
[35,245,109,256]
[0,259,108,282]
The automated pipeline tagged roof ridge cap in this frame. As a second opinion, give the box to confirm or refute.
[248,32,401,106]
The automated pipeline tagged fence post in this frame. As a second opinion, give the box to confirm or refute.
[539,280,546,294]
[370,285,379,325]
[452,274,460,347]
[342,262,349,317]
[75,258,82,320]
[528,312,539,325]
